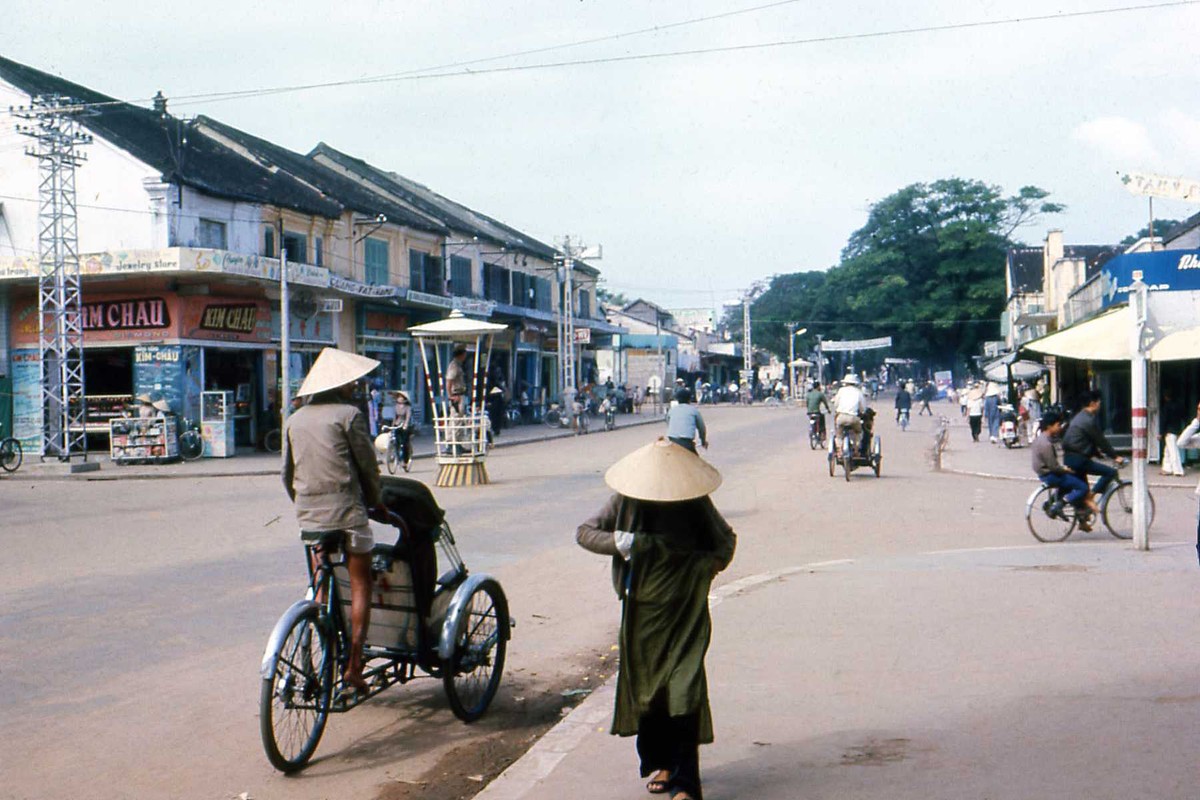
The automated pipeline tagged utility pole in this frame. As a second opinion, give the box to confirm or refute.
[1130,275,1150,550]
[14,94,92,461]
[279,219,291,439]
[787,322,797,401]
[556,237,601,409]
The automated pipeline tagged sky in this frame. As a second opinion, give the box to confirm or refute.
[3,0,1200,313]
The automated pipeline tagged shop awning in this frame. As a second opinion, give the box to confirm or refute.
[1023,307,1131,361]
[1023,305,1200,362]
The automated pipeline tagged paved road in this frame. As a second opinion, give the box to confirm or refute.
[3,406,1195,800]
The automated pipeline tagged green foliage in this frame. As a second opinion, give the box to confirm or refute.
[1120,219,1182,246]
[751,178,1063,372]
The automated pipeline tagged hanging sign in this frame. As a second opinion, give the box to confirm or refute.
[820,336,892,352]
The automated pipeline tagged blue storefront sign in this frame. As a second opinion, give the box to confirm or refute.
[1101,249,1200,308]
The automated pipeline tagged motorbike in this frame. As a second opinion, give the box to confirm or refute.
[999,403,1022,449]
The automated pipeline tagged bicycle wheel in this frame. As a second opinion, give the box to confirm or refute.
[264,428,282,454]
[1102,481,1156,540]
[444,578,509,722]
[544,408,561,428]
[260,607,334,772]
[386,441,398,475]
[0,438,23,473]
[1026,485,1076,543]
[842,435,852,481]
[179,431,203,461]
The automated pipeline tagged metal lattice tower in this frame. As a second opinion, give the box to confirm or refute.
[14,94,92,460]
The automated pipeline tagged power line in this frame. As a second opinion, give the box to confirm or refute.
[0,1,1192,116]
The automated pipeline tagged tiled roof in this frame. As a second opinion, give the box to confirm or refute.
[309,143,562,263]
[1006,247,1043,295]
[193,116,447,235]
[0,55,342,219]
[1062,244,1121,280]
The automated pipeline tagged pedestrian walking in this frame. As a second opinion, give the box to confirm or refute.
[485,386,506,444]
[1174,402,1200,565]
[576,438,736,800]
[917,382,934,415]
[984,382,1001,443]
[966,384,984,442]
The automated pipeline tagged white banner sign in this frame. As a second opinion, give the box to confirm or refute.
[1120,171,1200,202]
[820,336,892,352]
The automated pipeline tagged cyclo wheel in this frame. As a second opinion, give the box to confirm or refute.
[871,436,882,477]
[264,428,282,454]
[842,435,853,481]
[179,431,203,461]
[0,438,24,473]
[1026,485,1076,543]
[386,440,399,475]
[444,579,509,722]
[1103,481,1155,540]
[260,607,334,773]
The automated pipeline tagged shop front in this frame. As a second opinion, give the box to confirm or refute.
[357,303,417,418]
[8,288,274,453]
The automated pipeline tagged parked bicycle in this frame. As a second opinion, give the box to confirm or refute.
[1025,463,1156,542]
[0,436,23,473]
[178,418,204,462]
[543,400,588,434]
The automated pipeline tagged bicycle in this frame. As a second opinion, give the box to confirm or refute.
[808,412,826,450]
[382,423,413,474]
[178,418,204,462]
[898,408,910,432]
[262,427,282,454]
[0,436,23,473]
[1025,464,1156,542]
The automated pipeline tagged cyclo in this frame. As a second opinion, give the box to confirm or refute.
[827,407,882,479]
[259,475,512,772]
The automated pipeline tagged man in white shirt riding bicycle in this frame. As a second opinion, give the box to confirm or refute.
[833,374,868,452]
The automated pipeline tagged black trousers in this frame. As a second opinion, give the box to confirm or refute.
[637,708,703,799]
[969,415,982,441]
[669,436,697,453]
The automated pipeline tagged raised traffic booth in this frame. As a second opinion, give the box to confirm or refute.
[409,310,507,487]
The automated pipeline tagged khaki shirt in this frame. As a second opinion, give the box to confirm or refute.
[282,400,382,531]
[444,358,466,397]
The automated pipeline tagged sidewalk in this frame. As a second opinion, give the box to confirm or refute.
[479,541,1200,800]
[7,410,668,481]
[933,413,1198,490]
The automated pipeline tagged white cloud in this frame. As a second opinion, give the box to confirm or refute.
[1072,116,1159,166]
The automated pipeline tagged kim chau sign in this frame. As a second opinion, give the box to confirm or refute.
[82,297,170,332]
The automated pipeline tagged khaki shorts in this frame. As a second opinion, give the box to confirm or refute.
[300,523,375,555]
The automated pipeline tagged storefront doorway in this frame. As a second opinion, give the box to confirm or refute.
[204,348,262,447]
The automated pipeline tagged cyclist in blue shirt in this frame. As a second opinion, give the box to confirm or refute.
[666,388,708,453]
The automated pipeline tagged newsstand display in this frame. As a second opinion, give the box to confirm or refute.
[110,417,179,464]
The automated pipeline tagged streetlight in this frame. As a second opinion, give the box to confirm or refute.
[788,325,808,401]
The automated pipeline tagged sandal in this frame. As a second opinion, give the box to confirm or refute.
[646,770,671,794]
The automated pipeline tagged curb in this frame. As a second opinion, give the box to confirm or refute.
[4,415,669,482]
[939,463,1196,491]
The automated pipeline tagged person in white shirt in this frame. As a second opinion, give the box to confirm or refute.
[832,374,868,451]
[1175,402,1200,565]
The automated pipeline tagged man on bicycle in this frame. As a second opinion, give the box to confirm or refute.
[832,374,868,452]
[666,388,708,453]
[894,383,912,425]
[1062,390,1125,498]
[1032,409,1098,528]
[283,347,388,694]
[806,381,831,440]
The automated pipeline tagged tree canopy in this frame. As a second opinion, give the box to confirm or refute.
[1120,218,1182,245]
[734,178,1064,374]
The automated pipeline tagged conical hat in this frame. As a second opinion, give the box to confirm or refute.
[296,348,380,397]
[152,398,171,413]
[604,437,722,502]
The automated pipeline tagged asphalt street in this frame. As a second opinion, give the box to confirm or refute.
[3,406,1197,800]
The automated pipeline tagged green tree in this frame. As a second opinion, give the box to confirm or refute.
[1120,218,1182,245]
[752,178,1064,373]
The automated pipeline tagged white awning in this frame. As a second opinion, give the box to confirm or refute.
[1023,305,1200,362]
[1023,307,1131,361]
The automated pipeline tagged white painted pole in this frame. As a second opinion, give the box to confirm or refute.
[1131,277,1149,550]
[280,241,291,441]
[788,323,796,402]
